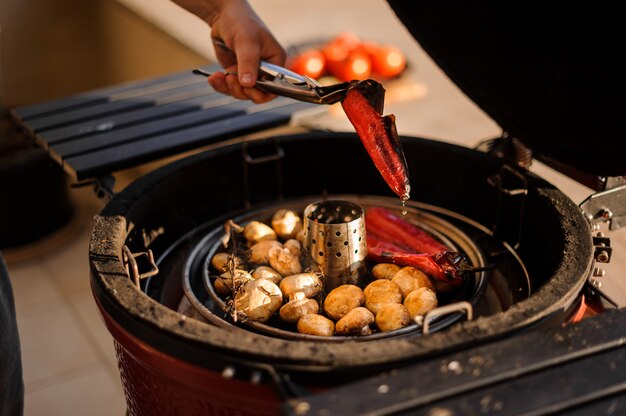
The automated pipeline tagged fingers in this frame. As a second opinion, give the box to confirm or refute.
[207,72,229,96]
[234,38,261,88]
[206,3,285,103]
[208,72,276,104]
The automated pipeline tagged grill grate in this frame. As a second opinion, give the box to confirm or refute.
[10,65,316,181]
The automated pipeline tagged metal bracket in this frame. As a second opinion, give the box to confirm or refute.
[580,180,626,231]
[122,245,159,289]
[71,174,116,202]
[242,139,285,209]
[487,164,528,249]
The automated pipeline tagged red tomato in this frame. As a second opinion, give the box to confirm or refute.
[370,45,406,78]
[332,32,361,51]
[335,50,372,82]
[322,41,349,76]
[353,41,379,57]
[289,50,326,79]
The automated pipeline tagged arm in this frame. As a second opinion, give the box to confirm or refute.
[171,0,286,103]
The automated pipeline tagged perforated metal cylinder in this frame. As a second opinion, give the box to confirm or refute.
[303,200,367,290]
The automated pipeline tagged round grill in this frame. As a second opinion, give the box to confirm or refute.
[90,132,593,414]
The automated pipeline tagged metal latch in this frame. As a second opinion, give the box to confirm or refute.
[580,177,626,231]
[122,245,159,289]
[592,233,612,263]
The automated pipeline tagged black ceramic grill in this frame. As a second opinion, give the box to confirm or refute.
[8,66,626,415]
[10,65,316,181]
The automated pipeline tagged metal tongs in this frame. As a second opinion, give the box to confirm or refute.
[193,39,351,105]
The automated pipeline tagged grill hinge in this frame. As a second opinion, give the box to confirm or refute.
[580,176,626,231]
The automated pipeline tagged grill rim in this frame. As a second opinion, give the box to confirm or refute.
[89,132,594,373]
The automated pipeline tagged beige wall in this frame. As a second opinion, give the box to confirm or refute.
[0,0,206,109]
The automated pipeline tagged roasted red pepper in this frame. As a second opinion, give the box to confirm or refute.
[367,233,449,281]
[366,207,448,255]
[341,80,411,200]
[365,207,467,286]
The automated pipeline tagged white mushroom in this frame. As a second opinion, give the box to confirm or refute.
[297,314,335,337]
[279,273,323,299]
[271,209,303,240]
[283,239,302,258]
[251,266,283,285]
[375,303,411,332]
[249,240,282,265]
[323,285,365,321]
[243,221,277,245]
[296,228,306,245]
[335,307,375,336]
[234,278,283,323]
[391,266,435,299]
[268,245,302,276]
[363,279,403,315]
[279,292,319,324]
[371,263,401,280]
[403,287,438,320]
[211,252,244,273]
[214,269,253,297]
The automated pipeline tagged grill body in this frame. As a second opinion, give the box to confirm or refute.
[90,133,594,415]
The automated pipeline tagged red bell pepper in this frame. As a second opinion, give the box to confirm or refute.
[341,80,411,200]
[366,207,448,255]
[365,208,467,286]
[367,233,448,281]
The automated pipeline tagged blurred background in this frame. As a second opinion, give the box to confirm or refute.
[1,1,624,414]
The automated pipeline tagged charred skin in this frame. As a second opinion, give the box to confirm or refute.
[367,233,448,281]
[365,208,467,286]
[341,80,411,200]
[366,207,449,254]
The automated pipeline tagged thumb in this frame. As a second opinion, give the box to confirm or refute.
[234,38,261,88]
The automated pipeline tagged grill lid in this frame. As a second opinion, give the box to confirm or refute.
[387,2,626,176]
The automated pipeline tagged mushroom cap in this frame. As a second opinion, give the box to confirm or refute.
[279,298,319,324]
[271,209,303,240]
[244,221,277,245]
[214,269,253,296]
[323,285,365,321]
[251,266,283,284]
[234,279,283,322]
[371,263,402,280]
[249,240,282,265]
[297,314,335,336]
[279,273,322,299]
[335,307,375,336]
[391,266,435,298]
[211,252,231,272]
[403,287,438,320]
[363,279,403,315]
[283,239,302,257]
[268,246,302,276]
[296,228,306,245]
[375,303,411,332]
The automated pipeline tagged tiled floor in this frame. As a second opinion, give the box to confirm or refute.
[5,188,126,415]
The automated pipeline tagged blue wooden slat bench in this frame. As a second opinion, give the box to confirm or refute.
[10,64,317,181]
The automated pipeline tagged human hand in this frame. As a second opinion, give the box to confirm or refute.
[172,0,286,103]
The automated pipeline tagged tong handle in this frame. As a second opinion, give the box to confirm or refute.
[195,38,347,104]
